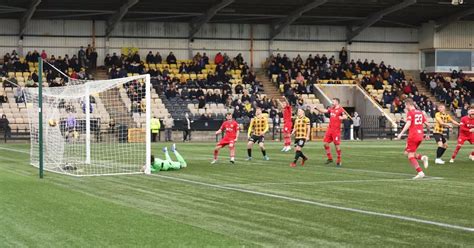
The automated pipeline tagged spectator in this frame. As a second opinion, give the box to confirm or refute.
[14,87,24,103]
[214,52,224,64]
[90,48,98,69]
[198,96,206,109]
[104,54,112,67]
[40,50,47,60]
[166,52,177,64]
[343,117,352,140]
[109,119,116,134]
[78,46,86,68]
[183,113,192,142]
[0,114,11,138]
[461,103,469,117]
[0,93,7,105]
[155,52,162,64]
[146,51,155,64]
[163,114,174,142]
[339,47,348,64]
[150,116,160,142]
[353,112,361,140]
[398,117,406,129]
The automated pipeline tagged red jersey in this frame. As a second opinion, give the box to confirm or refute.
[328,106,344,131]
[220,120,239,140]
[406,109,426,140]
[283,105,292,126]
[459,115,474,137]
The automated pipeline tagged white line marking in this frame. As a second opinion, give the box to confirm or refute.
[0,146,446,180]
[151,174,473,232]
[0,146,30,154]
[221,177,443,186]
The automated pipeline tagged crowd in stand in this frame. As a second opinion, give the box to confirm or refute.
[266,49,474,118]
[110,50,273,120]
[1,46,95,88]
[420,70,473,117]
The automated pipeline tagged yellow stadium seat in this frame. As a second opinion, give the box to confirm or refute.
[190,74,197,80]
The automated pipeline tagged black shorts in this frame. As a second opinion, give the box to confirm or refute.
[248,135,264,144]
[433,133,446,144]
[294,138,306,148]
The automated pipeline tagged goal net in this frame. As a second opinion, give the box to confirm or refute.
[23,75,151,176]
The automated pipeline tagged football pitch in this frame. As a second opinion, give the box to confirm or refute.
[0,141,473,247]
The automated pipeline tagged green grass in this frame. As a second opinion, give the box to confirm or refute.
[0,140,473,247]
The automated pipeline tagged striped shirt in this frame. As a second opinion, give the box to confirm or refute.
[294,116,310,139]
[434,112,453,134]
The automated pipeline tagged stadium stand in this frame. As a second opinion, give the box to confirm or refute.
[265,52,474,127]
[419,71,473,117]
[0,49,96,137]
[107,51,272,123]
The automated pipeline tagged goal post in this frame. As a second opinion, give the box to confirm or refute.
[24,74,152,177]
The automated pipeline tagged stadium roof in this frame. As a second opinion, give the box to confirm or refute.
[2,0,474,38]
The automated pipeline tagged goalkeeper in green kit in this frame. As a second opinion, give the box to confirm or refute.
[143,144,187,172]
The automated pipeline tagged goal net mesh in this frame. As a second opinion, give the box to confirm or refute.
[24,75,151,176]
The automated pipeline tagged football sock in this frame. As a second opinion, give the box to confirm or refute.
[247,149,252,158]
[300,151,307,160]
[213,149,219,160]
[261,149,267,157]
[230,146,235,158]
[173,150,187,167]
[284,134,291,146]
[336,149,341,163]
[164,149,172,162]
[471,151,474,156]
[409,157,422,172]
[436,147,446,158]
[415,154,422,160]
[451,145,462,159]
[294,151,301,163]
[324,144,332,160]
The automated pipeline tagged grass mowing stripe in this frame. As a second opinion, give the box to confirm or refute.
[0,146,446,179]
[0,146,29,154]
[152,173,474,233]
[221,177,443,186]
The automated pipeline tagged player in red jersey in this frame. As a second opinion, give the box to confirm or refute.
[211,113,240,164]
[281,98,293,152]
[396,98,431,179]
[315,98,347,167]
[450,106,474,163]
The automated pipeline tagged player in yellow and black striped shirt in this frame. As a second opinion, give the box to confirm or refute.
[247,108,269,160]
[433,104,459,164]
[290,109,311,167]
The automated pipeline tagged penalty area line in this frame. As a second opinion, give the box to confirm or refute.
[151,174,473,232]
